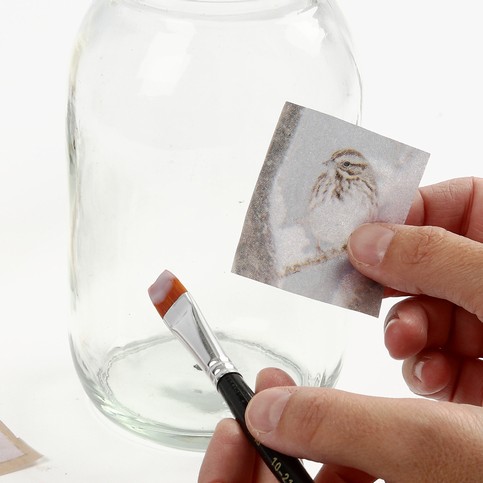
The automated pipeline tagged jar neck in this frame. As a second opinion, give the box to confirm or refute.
[123,0,317,18]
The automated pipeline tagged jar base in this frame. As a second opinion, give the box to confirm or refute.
[75,334,342,450]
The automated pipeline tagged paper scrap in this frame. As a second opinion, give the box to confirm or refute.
[0,421,42,476]
[232,102,430,317]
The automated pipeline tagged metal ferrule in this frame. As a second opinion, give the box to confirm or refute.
[164,292,238,385]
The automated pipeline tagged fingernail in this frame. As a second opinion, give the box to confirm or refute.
[246,388,291,435]
[384,317,398,334]
[348,224,395,266]
[414,359,425,382]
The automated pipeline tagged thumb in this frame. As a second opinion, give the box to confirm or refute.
[245,387,483,481]
[347,223,483,320]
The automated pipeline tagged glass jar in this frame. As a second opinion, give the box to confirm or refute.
[67,0,361,450]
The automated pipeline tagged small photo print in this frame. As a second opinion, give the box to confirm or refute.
[232,102,430,317]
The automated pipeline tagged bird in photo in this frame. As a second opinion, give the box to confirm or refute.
[282,148,378,277]
[308,148,378,252]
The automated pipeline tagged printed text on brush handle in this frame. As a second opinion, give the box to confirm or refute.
[272,457,294,482]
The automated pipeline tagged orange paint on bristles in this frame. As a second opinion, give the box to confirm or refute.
[148,270,187,317]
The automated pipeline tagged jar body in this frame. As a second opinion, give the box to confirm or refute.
[68,0,361,450]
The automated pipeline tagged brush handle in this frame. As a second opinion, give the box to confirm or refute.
[217,373,313,483]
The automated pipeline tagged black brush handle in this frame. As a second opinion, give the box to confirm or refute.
[217,372,313,483]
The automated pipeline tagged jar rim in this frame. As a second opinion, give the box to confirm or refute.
[123,0,315,19]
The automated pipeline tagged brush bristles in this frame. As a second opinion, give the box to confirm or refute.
[148,270,187,317]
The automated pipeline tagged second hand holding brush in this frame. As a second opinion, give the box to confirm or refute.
[148,270,313,483]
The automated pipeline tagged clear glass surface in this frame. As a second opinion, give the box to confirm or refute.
[68,0,362,450]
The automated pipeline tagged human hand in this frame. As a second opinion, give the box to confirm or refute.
[347,177,483,404]
[199,178,483,482]
[199,367,483,482]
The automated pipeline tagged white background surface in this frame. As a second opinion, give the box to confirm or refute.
[1,1,482,481]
